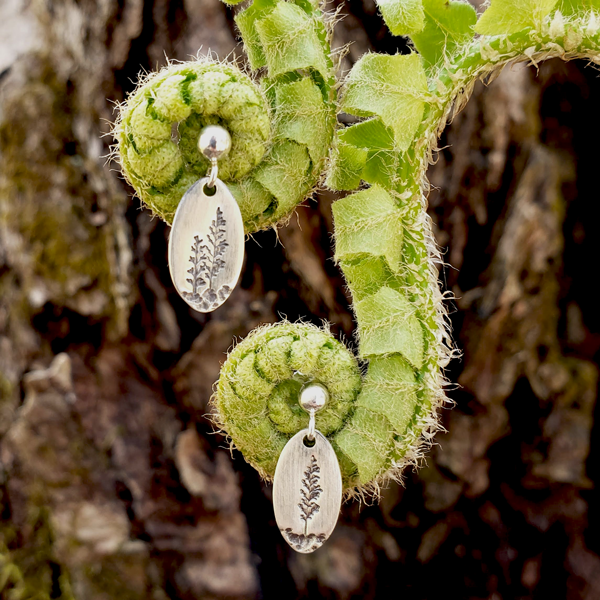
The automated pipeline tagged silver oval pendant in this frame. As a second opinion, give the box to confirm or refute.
[168,177,244,313]
[273,429,342,553]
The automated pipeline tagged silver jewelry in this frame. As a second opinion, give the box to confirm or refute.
[168,125,245,313]
[273,383,343,553]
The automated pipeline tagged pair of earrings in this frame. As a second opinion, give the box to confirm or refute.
[167,125,342,554]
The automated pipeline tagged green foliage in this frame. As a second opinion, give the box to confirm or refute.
[333,185,405,272]
[355,287,425,367]
[117,0,600,493]
[254,2,329,76]
[412,0,477,66]
[342,53,428,150]
[322,0,600,492]
[475,0,558,34]
[326,119,395,190]
[375,0,425,35]
[559,0,600,14]
[375,0,476,67]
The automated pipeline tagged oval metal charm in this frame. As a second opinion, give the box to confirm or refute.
[168,177,244,313]
[273,429,342,553]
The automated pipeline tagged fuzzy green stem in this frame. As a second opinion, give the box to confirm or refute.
[325,13,600,490]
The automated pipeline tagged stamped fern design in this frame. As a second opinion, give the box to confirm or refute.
[282,528,326,553]
[299,455,322,535]
[185,235,207,297]
[206,206,228,290]
[182,206,231,311]
[280,454,326,552]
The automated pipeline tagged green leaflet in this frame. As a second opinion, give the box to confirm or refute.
[254,141,312,212]
[339,256,393,301]
[355,286,425,368]
[333,185,404,271]
[375,0,475,66]
[255,2,329,78]
[274,77,333,163]
[326,140,368,191]
[358,355,418,436]
[236,0,278,69]
[412,0,477,66]
[376,0,425,35]
[341,118,395,149]
[342,53,428,150]
[326,118,395,190]
[335,407,395,484]
[559,0,600,13]
[475,0,559,34]
[331,56,424,191]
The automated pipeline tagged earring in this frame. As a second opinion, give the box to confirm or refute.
[168,125,245,313]
[273,383,343,553]
[169,128,344,554]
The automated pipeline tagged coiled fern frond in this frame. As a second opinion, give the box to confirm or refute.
[115,0,600,494]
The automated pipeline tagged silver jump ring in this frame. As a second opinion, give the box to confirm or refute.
[207,159,218,188]
[307,409,316,441]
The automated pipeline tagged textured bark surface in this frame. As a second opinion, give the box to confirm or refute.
[1,0,599,598]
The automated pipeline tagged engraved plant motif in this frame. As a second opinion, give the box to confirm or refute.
[185,234,207,297]
[278,455,326,551]
[205,206,228,289]
[282,529,326,553]
[182,206,231,310]
[299,455,322,535]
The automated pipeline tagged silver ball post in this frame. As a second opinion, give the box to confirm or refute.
[198,125,232,162]
[299,383,329,414]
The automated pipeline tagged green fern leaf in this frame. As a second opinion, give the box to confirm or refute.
[376,0,426,35]
[559,0,600,13]
[341,53,428,151]
[475,0,559,34]
[412,0,477,66]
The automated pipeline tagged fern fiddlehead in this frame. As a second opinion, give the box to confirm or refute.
[115,0,600,495]
[115,0,336,231]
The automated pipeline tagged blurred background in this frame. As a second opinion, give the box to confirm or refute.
[1,0,599,598]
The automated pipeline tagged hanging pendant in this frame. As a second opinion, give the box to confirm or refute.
[273,383,342,553]
[168,177,245,313]
[168,125,244,313]
[274,429,343,553]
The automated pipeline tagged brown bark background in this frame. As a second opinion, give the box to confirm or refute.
[1,0,599,598]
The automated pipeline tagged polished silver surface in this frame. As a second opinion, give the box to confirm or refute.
[168,177,244,313]
[273,429,342,554]
[306,409,317,441]
[299,383,329,413]
[198,125,232,162]
[207,161,219,188]
[198,125,231,188]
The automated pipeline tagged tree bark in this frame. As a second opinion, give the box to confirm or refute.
[0,0,599,599]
